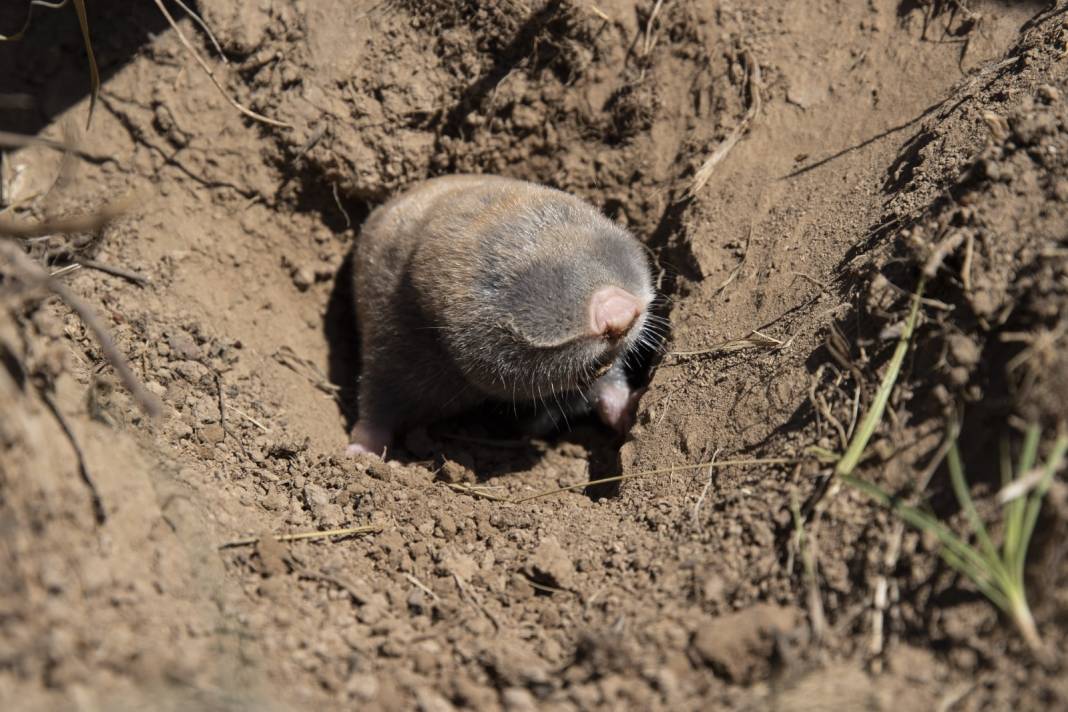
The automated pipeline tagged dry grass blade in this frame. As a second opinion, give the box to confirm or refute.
[587,5,611,22]
[689,49,762,197]
[640,0,666,58]
[0,240,162,417]
[0,0,69,41]
[273,346,341,396]
[996,467,1046,505]
[172,0,227,62]
[151,0,292,129]
[443,483,513,502]
[691,447,722,528]
[69,258,149,287]
[671,329,782,358]
[219,524,383,548]
[0,195,135,239]
[71,0,99,129]
[0,130,109,163]
[0,1,97,128]
[40,388,107,524]
[790,491,828,641]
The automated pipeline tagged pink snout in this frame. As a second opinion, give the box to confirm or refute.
[589,286,642,339]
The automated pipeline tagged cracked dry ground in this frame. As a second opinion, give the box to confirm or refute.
[3,1,1068,710]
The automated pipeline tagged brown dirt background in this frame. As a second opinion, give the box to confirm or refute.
[3,1,1068,709]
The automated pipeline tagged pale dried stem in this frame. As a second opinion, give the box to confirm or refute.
[0,240,162,417]
[151,0,292,129]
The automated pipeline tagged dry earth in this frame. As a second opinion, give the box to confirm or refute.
[2,1,1068,710]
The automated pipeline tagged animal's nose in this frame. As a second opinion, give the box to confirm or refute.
[589,286,642,339]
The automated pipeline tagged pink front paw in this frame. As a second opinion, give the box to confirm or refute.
[346,421,391,458]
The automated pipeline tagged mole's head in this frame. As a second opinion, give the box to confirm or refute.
[452,209,656,405]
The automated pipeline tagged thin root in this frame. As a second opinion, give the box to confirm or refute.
[689,49,762,196]
[0,241,162,417]
[151,0,293,129]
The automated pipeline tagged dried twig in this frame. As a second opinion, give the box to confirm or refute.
[453,572,501,631]
[0,195,135,239]
[224,402,270,432]
[172,0,227,62]
[691,448,721,529]
[689,49,762,196]
[0,241,162,417]
[68,258,150,287]
[0,130,110,163]
[40,388,106,523]
[151,0,293,129]
[219,524,383,549]
[214,371,250,458]
[273,346,341,397]
[443,483,513,502]
[791,490,828,642]
[922,230,968,277]
[405,573,440,601]
[671,329,783,358]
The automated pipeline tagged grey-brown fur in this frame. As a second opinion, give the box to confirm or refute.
[350,174,654,451]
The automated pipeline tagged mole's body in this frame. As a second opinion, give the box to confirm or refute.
[347,174,655,456]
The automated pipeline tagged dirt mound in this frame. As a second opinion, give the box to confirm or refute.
[3,1,1068,710]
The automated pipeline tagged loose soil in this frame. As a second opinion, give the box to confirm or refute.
[2,1,1068,710]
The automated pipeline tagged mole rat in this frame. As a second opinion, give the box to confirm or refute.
[347,174,656,456]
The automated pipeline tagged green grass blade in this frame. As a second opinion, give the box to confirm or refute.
[1005,426,1038,573]
[1014,434,1068,584]
[840,473,989,575]
[72,0,99,129]
[999,438,1012,489]
[836,278,925,477]
[939,546,1010,612]
[1002,437,1025,560]
[1018,424,1041,475]
[806,445,839,463]
[842,472,1017,616]
[946,440,1003,572]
